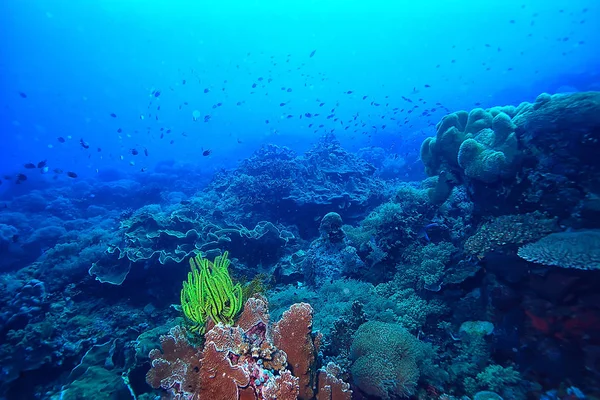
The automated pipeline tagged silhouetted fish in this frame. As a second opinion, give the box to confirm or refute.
[67,172,78,178]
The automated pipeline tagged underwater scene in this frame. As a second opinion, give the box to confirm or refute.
[1,0,600,399]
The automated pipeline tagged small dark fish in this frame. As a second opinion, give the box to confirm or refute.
[265,120,270,124]
[203,149,212,156]
[286,88,292,92]
[424,84,431,88]
[110,113,117,118]
[362,96,367,100]
[130,148,139,155]
[258,77,264,81]
[279,102,286,106]
[57,136,66,143]
[203,115,211,122]
[252,83,257,88]
[346,90,353,94]
[319,102,325,107]
[19,92,27,98]
[67,171,78,178]
[170,140,175,144]
[217,102,222,107]
[204,88,209,93]
[182,79,186,85]
[23,163,36,169]
[144,148,149,156]
[97,147,102,152]
[37,160,47,168]
[16,173,27,181]
[117,128,122,133]
[54,168,63,174]
[309,50,316,58]
[12,234,19,243]
[305,113,312,118]
[236,101,242,106]
[80,139,90,149]
[154,91,161,97]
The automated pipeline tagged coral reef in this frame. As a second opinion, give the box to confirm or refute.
[1,92,599,399]
[146,295,350,400]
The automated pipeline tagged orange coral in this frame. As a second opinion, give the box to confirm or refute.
[272,303,318,400]
[146,296,350,400]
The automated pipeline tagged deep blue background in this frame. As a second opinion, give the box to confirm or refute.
[1,0,599,195]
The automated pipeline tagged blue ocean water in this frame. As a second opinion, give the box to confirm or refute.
[1,0,599,399]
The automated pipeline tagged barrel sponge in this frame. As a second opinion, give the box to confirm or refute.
[350,321,422,399]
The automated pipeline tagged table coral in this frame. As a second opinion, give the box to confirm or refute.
[517,230,600,270]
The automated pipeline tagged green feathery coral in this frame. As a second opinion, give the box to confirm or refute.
[180,251,243,334]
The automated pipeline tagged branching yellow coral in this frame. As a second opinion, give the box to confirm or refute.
[180,251,243,334]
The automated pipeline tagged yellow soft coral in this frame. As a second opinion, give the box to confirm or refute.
[180,251,243,334]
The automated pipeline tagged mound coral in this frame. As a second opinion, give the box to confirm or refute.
[350,321,423,399]
[147,295,351,400]
[420,107,521,183]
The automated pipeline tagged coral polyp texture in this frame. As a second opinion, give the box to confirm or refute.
[146,295,351,400]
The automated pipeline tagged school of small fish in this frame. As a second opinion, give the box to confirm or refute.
[3,5,590,187]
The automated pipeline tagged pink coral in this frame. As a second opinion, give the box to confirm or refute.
[271,303,318,399]
[316,362,352,400]
[146,297,349,400]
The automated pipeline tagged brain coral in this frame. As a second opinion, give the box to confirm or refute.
[517,230,600,270]
[421,107,520,183]
[350,321,422,399]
